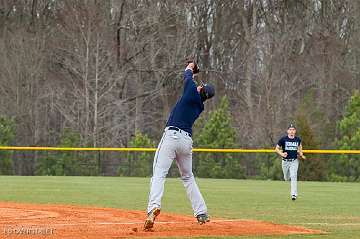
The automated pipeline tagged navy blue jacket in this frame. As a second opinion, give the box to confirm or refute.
[166,69,204,135]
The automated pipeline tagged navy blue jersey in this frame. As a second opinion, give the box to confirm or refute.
[277,136,302,159]
[166,69,204,135]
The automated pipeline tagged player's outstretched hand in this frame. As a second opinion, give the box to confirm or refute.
[185,62,194,72]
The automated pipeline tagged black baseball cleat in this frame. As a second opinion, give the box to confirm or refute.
[291,195,297,201]
[196,214,210,225]
[144,208,160,231]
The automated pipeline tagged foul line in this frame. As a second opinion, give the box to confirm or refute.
[50,219,248,227]
[292,222,360,226]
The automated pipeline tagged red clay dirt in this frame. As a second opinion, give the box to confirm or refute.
[0,202,323,238]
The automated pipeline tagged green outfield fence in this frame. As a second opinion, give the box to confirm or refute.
[0,146,359,180]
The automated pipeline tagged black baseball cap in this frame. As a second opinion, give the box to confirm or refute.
[203,83,215,100]
[288,123,296,129]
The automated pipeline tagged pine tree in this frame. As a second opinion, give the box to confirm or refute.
[0,116,15,175]
[194,96,244,178]
[329,91,360,181]
[296,114,326,181]
[291,91,328,181]
[118,131,155,177]
[36,129,88,176]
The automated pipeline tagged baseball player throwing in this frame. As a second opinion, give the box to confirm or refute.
[144,59,215,231]
[275,124,306,200]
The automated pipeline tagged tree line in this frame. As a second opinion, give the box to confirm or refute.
[0,1,359,178]
[0,93,358,181]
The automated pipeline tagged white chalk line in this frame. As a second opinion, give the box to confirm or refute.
[47,219,249,227]
[291,222,360,226]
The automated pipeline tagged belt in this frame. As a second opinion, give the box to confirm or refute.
[282,158,297,162]
[167,126,192,137]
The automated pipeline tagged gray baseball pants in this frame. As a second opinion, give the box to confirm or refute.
[282,159,299,196]
[147,127,207,216]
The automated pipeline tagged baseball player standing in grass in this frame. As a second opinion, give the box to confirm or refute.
[275,124,306,201]
[144,59,215,231]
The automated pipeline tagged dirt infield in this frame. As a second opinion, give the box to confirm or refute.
[0,202,323,238]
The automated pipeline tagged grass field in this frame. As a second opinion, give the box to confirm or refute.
[0,176,359,239]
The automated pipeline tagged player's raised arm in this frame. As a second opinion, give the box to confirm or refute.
[184,65,193,82]
[182,62,195,92]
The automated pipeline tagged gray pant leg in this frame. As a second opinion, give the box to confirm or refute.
[289,159,299,196]
[282,161,290,181]
[176,138,207,216]
[147,132,176,213]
